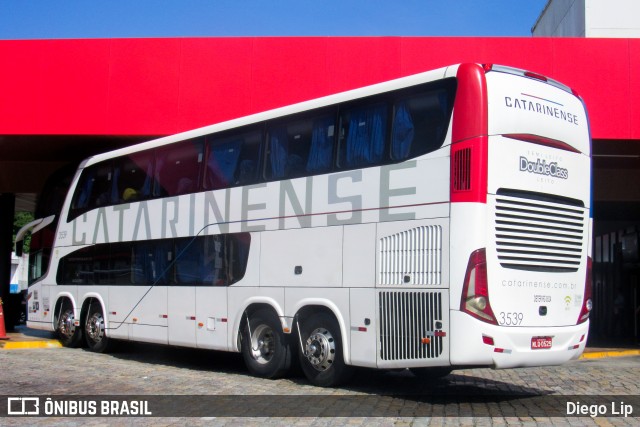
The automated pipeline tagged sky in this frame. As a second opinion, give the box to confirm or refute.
[0,0,549,39]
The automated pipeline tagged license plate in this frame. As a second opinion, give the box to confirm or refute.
[531,336,552,350]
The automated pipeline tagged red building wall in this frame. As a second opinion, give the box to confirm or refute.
[0,37,638,140]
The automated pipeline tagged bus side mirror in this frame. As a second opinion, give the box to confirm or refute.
[15,216,51,259]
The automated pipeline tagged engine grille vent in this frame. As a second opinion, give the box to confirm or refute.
[494,190,586,272]
[379,291,444,361]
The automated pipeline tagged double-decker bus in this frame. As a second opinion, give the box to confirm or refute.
[17,63,592,387]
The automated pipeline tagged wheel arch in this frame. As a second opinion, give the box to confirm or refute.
[231,297,285,352]
[79,293,107,333]
[52,292,77,327]
[293,300,350,366]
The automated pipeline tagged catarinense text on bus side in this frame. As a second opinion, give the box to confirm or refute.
[68,161,436,245]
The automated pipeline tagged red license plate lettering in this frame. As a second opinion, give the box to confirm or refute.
[531,336,552,350]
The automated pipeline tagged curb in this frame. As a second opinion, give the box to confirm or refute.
[579,349,640,359]
[0,340,62,350]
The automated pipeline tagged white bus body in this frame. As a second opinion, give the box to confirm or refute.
[20,63,592,386]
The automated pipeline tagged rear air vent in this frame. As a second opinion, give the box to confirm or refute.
[378,225,442,285]
[452,147,471,191]
[494,189,587,272]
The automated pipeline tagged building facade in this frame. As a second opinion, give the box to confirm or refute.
[0,36,639,343]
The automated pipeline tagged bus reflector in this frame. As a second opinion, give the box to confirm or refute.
[461,249,498,325]
[577,256,593,324]
[482,335,494,346]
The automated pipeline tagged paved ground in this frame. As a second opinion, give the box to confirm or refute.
[1,327,639,425]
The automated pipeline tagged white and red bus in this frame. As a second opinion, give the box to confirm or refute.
[17,63,592,386]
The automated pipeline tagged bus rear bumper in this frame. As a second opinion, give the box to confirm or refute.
[449,311,589,369]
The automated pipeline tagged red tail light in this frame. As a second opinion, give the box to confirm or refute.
[577,256,593,324]
[460,248,497,324]
[524,71,548,82]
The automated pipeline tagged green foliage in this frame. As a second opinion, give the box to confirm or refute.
[13,211,34,254]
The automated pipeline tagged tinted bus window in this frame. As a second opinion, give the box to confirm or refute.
[114,152,154,203]
[154,138,204,197]
[338,103,388,169]
[57,233,251,287]
[266,113,335,180]
[71,161,113,212]
[205,129,263,190]
[392,85,454,160]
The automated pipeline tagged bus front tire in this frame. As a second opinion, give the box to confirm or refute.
[298,312,353,387]
[56,302,82,348]
[241,308,292,379]
[84,304,111,353]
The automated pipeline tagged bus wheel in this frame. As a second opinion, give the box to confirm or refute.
[241,309,292,379]
[56,302,82,348]
[84,304,111,353]
[410,367,453,380]
[298,312,353,387]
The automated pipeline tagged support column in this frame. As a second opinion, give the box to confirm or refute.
[0,193,16,330]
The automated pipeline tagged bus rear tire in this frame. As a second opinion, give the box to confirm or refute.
[56,302,82,348]
[298,312,353,387]
[241,308,292,379]
[84,304,111,353]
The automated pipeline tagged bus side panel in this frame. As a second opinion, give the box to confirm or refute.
[349,288,377,368]
[26,283,52,329]
[260,226,343,288]
[343,223,377,288]
[195,287,229,351]
[168,286,196,347]
[127,286,168,345]
[107,286,131,340]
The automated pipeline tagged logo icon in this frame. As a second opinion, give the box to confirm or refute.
[7,397,40,415]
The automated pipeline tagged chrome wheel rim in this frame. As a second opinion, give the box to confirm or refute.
[58,309,75,339]
[305,327,335,371]
[249,324,275,364]
[85,312,105,344]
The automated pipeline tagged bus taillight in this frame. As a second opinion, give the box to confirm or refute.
[524,71,548,82]
[460,248,498,325]
[577,256,593,324]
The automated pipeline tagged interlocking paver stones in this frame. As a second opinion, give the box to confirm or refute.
[0,343,639,425]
